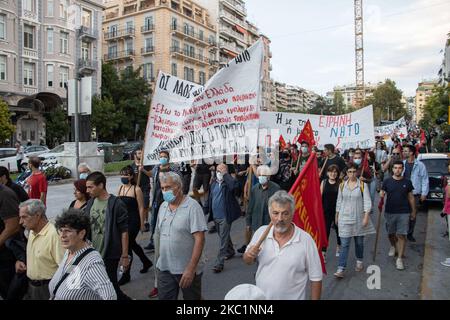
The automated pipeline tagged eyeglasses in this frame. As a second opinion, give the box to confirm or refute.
[347,170,357,173]
[393,153,400,155]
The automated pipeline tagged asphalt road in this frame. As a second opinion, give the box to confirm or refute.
[46,177,433,300]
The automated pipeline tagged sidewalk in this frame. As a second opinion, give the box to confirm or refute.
[421,208,450,299]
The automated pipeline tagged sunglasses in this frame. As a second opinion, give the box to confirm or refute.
[392,153,400,155]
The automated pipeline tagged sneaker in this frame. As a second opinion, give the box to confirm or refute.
[237,245,247,254]
[388,246,396,257]
[355,261,364,272]
[396,258,405,270]
[441,259,450,267]
[334,268,345,278]
[148,287,158,298]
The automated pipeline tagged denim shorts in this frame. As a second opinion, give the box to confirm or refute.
[385,213,410,235]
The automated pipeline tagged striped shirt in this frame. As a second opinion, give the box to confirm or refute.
[49,246,117,300]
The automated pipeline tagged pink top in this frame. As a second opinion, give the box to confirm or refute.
[444,185,450,215]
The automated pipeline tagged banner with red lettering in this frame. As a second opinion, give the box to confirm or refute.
[289,153,328,273]
[143,39,264,165]
[260,106,375,151]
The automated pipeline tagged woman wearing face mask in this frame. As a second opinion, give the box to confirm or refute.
[116,166,153,286]
[292,141,310,177]
[69,180,90,212]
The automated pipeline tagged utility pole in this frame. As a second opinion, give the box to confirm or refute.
[354,0,365,108]
[74,76,81,177]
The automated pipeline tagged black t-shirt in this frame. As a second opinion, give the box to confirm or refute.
[195,163,212,175]
[0,185,20,261]
[131,162,151,192]
[404,161,414,180]
[321,155,346,179]
[6,181,29,203]
[382,177,414,214]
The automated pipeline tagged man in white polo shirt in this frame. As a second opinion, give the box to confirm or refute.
[243,190,323,300]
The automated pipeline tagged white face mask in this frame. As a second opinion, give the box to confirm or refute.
[301,147,308,154]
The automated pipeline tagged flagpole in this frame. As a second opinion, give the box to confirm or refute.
[319,157,329,179]
[255,222,273,249]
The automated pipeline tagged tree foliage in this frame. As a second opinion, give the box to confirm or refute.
[44,107,69,148]
[0,98,15,144]
[365,79,404,125]
[91,96,124,142]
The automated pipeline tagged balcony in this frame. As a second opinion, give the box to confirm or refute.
[104,50,135,61]
[219,11,247,29]
[78,59,96,74]
[170,47,209,65]
[140,0,156,10]
[219,41,238,55]
[24,86,38,95]
[22,9,38,21]
[105,9,119,20]
[268,50,272,58]
[219,26,245,42]
[104,28,135,41]
[141,46,154,55]
[247,23,259,36]
[78,26,98,41]
[141,24,155,33]
[23,48,38,59]
[171,25,211,47]
[221,0,247,17]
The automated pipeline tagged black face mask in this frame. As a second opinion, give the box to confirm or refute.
[281,153,290,160]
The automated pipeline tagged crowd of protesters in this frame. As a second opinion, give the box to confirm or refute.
[0,129,440,300]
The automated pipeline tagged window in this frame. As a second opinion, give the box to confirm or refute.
[81,42,90,60]
[172,39,179,51]
[82,9,91,28]
[109,25,118,37]
[198,30,204,41]
[0,15,5,40]
[184,67,194,82]
[24,25,34,48]
[47,28,53,53]
[125,39,133,54]
[209,35,215,45]
[145,38,153,51]
[24,62,34,86]
[47,64,53,87]
[144,16,153,29]
[60,31,68,54]
[108,44,117,58]
[184,23,189,35]
[171,63,177,77]
[171,17,177,30]
[126,21,134,32]
[0,56,6,80]
[143,63,154,81]
[199,71,206,85]
[47,0,54,16]
[23,0,33,11]
[184,44,195,57]
[59,66,69,88]
[198,49,204,61]
[59,0,68,19]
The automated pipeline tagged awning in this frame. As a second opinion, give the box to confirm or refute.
[223,49,238,57]
[235,24,247,35]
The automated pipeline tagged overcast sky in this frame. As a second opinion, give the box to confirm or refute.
[245,0,450,97]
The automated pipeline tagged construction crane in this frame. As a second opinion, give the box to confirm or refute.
[354,0,365,108]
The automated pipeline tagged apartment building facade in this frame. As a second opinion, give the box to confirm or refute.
[272,81,321,113]
[415,80,439,123]
[195,0,274,111]
[102,0,217,88]
[0,0,103,145]
[326,82,381,110]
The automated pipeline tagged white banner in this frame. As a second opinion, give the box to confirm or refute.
[374,117,408,139]
[143,39,264,165]
[259,106,376,151]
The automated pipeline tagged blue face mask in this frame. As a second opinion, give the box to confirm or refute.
[259,176,268,185]
[160,157,169,166]
[354,159,362,166]
[121,178,130,185]
[163,190,176,203]
[79,173,88,180]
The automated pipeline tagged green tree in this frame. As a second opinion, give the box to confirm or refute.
[332,91,345,114]
[91,96,125,142]
[365,79,404,125]
[0,98,15,144]
[44,107,69,148]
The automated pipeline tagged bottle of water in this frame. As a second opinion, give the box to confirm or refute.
[117,265,124,279]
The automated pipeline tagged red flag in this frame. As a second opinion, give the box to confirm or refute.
[289,153,328,273]
[420,129,426,147]
[279,135,287,150]
[361,151,371,179]
[297,120,316,151]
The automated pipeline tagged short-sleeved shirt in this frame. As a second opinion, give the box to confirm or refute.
[90,198,108,257]
[382,177,414,214]
[156,197,208,275]
[27,172,48,204]
[6,181,29,203]
[404,162,414,180]
[321,155,346,179]
[247,224,323,300]
[0,185,19,261]
[27,222,64,280]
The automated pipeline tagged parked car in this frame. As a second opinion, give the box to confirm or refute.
[418,153,449,202]
[0,148,28,172]
[97,142,113,153]
[39,144,65,163]
[122,141,143,160]
[24,145,50,157]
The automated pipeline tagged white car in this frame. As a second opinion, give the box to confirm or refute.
[0,148,29,173]
[24,145,50,157]
[39,144,65,163]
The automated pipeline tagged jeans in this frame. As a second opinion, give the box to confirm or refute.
[338,236,365,269]
[214,218,235,268]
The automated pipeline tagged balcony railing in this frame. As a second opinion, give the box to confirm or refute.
[141,46,154,55]
[24,86,38,94]
[22,9,37,21]
[221,0,247,16]
[104,28,135,41]
[23,48,38,59]
[219,11,247,29]
[104,50,135,61]
[219,41,239,54]
[170,47,209,65]
[78,59,96,71]
[171,25,211,46]
[105,10,119,20]
[79,26,98,40]
[219,26,245,41]
[140,0,156,10]
[141,24,155,33]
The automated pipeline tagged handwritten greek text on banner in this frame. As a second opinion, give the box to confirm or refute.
[259,106,376,150]
[374,117,408,139]
[143,39,264,165]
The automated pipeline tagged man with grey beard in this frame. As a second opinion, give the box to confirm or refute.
[243,191,323,300]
